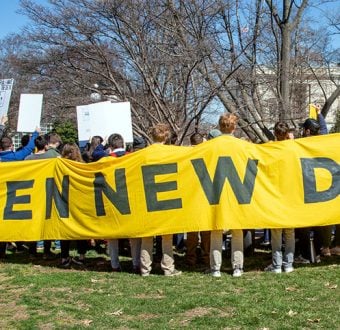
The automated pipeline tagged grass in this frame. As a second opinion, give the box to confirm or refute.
[0,245,339,329]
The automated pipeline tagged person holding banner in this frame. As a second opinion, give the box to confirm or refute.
[295,117,333,262]
[105,133,133,272]
[264,122,295,273]
[60,143,88,267]
[0,127,40,259]
[185,132,211,268]
[208,113,245,277]
[140,123,182,277]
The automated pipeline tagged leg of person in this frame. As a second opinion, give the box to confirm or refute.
[72,240,87,265]
[28,242,37,259]
[0,242,6,259]
[265,228,282,273]
[282,229,295,272]
[107,239,120,271]
[330,225,340,255]
[130,238,142,273]
[140,236,154,276]
[162,234,181,276]
[294,227,311,262]
[200,231,211,267]
[319,225,332,256]
[43,240,54,260]
[231,229,244,277]
[186,232,199,266]
[60,240,71,267]
[210,230,223,277]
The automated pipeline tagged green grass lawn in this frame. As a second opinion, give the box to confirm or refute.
[0,247,339,329]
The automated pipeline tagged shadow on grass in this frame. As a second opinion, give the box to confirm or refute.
[2,241,338,278]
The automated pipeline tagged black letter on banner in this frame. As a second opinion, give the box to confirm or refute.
[301,157,340,203]
[4,181,34,219]
[45,176,69,218]
[142,164,182,212]
[191,157,258,204]
[94,171,131,215]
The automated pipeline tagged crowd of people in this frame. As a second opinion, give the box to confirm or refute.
[0,110,339,277]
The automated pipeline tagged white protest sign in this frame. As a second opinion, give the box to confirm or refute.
[0,79,14,118]
[17,94,43,132]
[77,101,133,146]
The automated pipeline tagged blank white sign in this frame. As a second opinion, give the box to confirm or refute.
[17,94,43,132]
[77,101,133,145]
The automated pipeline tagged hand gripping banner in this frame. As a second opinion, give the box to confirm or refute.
[0,134,339,241]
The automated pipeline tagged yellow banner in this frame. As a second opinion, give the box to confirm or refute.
[0,134,339,241]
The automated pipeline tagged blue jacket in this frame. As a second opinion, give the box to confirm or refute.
[0,131,39,162]
[318,113,328,135]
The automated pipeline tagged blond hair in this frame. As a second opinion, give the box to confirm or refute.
[218,113,238,134]
[150,123,171,144]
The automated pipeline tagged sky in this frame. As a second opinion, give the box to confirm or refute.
[0,0,338,47]
[0,0,48,39]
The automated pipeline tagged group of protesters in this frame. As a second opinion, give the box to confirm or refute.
[0,109,339,277]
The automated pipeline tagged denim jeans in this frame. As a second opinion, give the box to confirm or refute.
[271,228,295,269]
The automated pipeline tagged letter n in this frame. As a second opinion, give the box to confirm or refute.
[93,171,131,216]
[45,176,69,218]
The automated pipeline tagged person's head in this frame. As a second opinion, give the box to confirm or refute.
[133,136,146,151]
[274,122,290,141]
[34,135,47,151]
[302,118,320,137]
[20,134,30,147]
[150,123,171,144]
[207,129,222,140]
[0,136,13,151]
[47,132,62,147]
[108,133,124,149]
[218,113,238,134]
[190,132,204,146]
[61,143,83,162]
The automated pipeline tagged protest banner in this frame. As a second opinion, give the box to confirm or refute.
[0,79,14,118]
[0,134,339,241]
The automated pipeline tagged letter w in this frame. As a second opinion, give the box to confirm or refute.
[191,157,258,204]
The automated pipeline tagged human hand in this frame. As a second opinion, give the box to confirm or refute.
[35,126,41,133]
[0,115,8,125]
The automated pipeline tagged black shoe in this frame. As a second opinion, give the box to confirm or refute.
[60,257,72,268]
[72,257,85,266]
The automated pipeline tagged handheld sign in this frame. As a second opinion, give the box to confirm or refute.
[77,101,133,147]
[17,94,43,132]
[0,79,14,118]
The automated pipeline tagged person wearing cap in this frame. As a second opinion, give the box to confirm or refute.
[207,128,222,140]
[132,136,147,151]
[295,115,333,262]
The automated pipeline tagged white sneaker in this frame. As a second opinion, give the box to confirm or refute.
[232,268,243,277]
[211,270,221,278]
[264,264,282,273]
[284,266,294,273]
